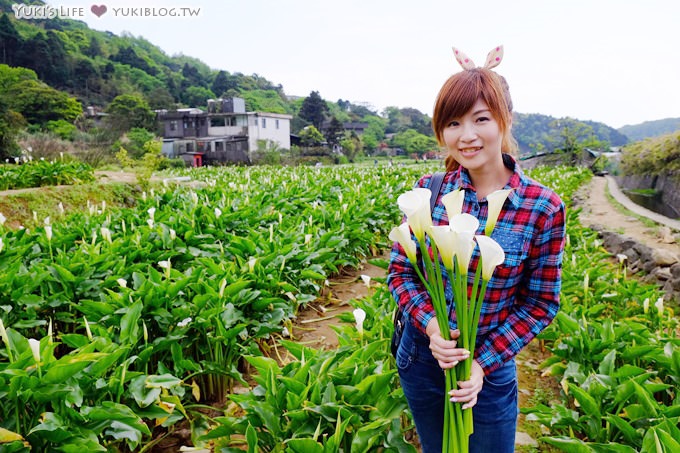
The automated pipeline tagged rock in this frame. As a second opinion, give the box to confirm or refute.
[515,431,538,447]
[658,226,676,244]
[671,263,680,279]
[652,249,679,266]
[652,267,673,281]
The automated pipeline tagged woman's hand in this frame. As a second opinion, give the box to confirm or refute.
[426,318,470,369]
[449,360,484,409]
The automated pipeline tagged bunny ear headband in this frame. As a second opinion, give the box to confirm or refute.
[452,45,504,70]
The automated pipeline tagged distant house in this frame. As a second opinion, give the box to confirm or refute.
[320,120,369,136]
[157,97,292,166]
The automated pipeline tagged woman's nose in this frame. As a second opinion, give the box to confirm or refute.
[460,121,477,141]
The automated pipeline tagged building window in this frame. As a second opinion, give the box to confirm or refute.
[275,119,280,129]
[169,121,178,131]
[229,117,237,126]
[262,118,267,128]
[215,141,224,151]
[211,117,226,127]
[253,118,258,126]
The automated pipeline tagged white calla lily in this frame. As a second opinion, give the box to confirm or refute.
[0,212,5,225]
[397,188,432,242]
[449,213,479,271]
[28,338,40,363]
[442,189,465,219]
[353,308,366,336]
[485,189,512,236]
[0,237,3,253]
[429,225,456,270]
[360,275,371,288]
[474,235,505,280]
[655,297,664,316]
[44,225,52,242]
[388,223,417,264]
[0,318,8,345]
[100,227,112,244]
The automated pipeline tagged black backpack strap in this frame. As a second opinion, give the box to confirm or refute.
[429,172,446,213]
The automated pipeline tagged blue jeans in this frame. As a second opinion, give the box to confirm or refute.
[396,322,518,453]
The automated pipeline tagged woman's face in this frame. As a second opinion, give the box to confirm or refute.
[442,98,504,172]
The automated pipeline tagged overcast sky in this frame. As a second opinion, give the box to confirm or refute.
[37,0,680,128]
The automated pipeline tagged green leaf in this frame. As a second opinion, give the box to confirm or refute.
[119,300,142,344]
[285,438,324,453]
[246,423,258,453]
[541,436,594,452]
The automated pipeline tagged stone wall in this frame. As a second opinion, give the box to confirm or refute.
[592,225,680,302]
[616,173,680,217]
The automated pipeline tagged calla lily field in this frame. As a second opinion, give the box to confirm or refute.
[0,163,678,452]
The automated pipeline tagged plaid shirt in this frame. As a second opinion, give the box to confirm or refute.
[387,154,566,375]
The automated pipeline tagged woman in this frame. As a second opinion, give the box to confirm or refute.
[387,46,566,453]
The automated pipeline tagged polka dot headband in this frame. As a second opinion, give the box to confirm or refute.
[452,45,504,70]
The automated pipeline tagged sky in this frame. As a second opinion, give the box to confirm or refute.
[22,0,680,128]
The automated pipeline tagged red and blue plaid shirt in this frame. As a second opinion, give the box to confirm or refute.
[387,154,566,375]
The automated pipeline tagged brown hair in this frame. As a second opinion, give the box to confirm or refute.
[432,68,518,171]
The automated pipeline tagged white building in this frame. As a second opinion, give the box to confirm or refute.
[158,98,292,165]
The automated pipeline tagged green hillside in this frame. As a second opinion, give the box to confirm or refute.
[618,118,680,142]
[0,0,640,162]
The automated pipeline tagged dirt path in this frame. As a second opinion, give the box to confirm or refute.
[576,176,680,256]
[293,258,387,349]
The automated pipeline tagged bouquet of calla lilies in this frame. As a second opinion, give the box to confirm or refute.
[389,186,510,453]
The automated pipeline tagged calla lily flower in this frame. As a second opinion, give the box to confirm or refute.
[474,235,505,280]
[655,297,664,316]
[83,317,92,341]
[117,278,127,288]
[214,207,222,219]
[449,213,479,271]
[353,308,366,336]
[429,225,456,270]
[484,189,512,236]
[0,212,5,225]
[389,223,417,264]
[147,207,156,220]
[442,189,465,219]
[28,338,40,363]
[643,298,649,313]
[0,238,3,253]
[397,188,432,242]
[360,275,371,288]
[45,225,52,242]
[100,227,112,244]
[0,318,8,345]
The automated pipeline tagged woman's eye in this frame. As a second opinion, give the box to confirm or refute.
[476,116,490,122]
[447,121,459,127]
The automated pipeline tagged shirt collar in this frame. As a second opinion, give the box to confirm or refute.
[455,154,526,209]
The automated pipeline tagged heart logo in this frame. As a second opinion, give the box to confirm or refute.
[91,4,107,17]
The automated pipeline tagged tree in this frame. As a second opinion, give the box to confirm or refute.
[8,79,82,125]
[211,70,238,97]
[106,94,156,133]
[361,116,387,153]
[299,125,324,147]
[0,96,24,159]
[391,129,438,157]
[181,86,215,108]
[549,118,608,165]
[324,116,344,147]
[0,13,21,66]
[299,91,328,130]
